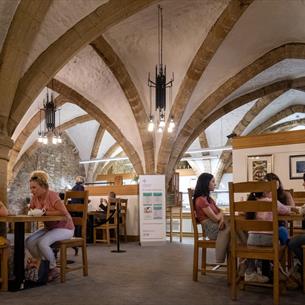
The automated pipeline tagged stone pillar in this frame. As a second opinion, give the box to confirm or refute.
[0,135,14,235]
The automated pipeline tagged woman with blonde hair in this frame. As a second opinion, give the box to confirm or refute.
[25,170,74,281]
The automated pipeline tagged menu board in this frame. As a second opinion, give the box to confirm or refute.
[139,175,166,245]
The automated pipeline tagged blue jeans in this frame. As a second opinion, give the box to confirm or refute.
[288,234,305,263]
[278,226,289,245]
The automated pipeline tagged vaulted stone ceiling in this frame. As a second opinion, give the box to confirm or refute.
[2,0,305,185]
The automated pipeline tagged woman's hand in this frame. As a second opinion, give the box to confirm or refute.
[218,217,225,230]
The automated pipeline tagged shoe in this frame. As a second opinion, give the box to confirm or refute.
[244,272,269,283]
[48,268,60,282]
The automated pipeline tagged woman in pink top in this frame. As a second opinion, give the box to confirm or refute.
[193,173,229,263]
[25,171,74,281]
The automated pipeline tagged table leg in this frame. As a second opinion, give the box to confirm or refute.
[87,215,94,243]
[9,222,25,291]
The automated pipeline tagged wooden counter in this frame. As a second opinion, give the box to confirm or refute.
[85,184,138,196]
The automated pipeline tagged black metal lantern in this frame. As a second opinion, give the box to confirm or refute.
[148,5,174,133]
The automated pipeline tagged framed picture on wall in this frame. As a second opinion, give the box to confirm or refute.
[289,155,305,179]
[247,154,273,181]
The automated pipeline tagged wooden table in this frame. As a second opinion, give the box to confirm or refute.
[0,215,65,291]
[278,214,305,236]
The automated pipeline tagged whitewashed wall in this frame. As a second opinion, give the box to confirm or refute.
[233,143,305,191]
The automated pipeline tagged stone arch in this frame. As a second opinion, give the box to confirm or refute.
[87,125,105,182]
[156,0,252,175]
[93,143,121,181]
[52,79,143,174]
[249,104,305,135]
[91,37,154,173]
[214,90,285,185]
[163,43,305,179]
[0,0,51,135]
[8,0,156,136]
[10,114,92,182]
[265,118,305,133]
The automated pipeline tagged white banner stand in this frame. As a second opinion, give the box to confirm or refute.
[139,175,166,246]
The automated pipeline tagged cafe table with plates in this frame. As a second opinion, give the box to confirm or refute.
[0,214,66,291]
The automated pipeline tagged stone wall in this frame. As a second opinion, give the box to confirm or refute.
[8,133,85,214]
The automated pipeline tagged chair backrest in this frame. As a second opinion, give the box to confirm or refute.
[119,198,128,222]
[293,191,305,206]
[106,197,118,225]
[188,188,200,239]
[64,190,89,239]
[229,180,279,256]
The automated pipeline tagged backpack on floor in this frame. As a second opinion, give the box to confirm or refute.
[24,257,49,288]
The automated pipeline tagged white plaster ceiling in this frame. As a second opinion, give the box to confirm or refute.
[22,0,107,74]
[179,0,305,130]
[4,0,305,178]
[96,130,117,160]
[66,120,99,162]
[104,0,229,153]
[55,45,144,164]
[224,59,305,104]
[14,102,91,165]
[242,89,305,135]
[206,101,256,148]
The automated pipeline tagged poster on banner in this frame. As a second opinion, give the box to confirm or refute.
[139,175,166,244]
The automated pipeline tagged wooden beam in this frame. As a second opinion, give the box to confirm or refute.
[232,130,305,149]
[85,185,138,196]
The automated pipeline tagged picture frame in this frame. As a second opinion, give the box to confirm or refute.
[289,155,305,179]
[247,154,273,181]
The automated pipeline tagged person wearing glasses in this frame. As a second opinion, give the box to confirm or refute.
[25,170,75,282]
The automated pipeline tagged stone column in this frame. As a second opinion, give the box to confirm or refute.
[0,135,14,235]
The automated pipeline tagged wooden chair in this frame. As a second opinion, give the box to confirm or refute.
[188,188,227,281]
[229,180,281,305]
[53,190,89,283]
[94,198,117,245]
[0,244,9,291]
[302,245,305,293]
[119,198,128,242]
[292,191,305,234]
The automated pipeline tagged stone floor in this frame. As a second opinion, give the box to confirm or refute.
[0,238,304,305]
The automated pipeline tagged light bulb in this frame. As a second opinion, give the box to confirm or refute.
[148,120,154,132]
[57,136,62,144]
[42,137,48,144]
[52,136,58,144]
[167,126,173,133]
[38,136,43,143]
[157,126,163,133]
[159,120,165,128]
[169,118,175,129]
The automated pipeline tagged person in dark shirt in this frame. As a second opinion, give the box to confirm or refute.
[71,176,85,204]
[70,176,85,254]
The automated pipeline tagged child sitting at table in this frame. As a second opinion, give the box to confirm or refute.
[244,191,291,283]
